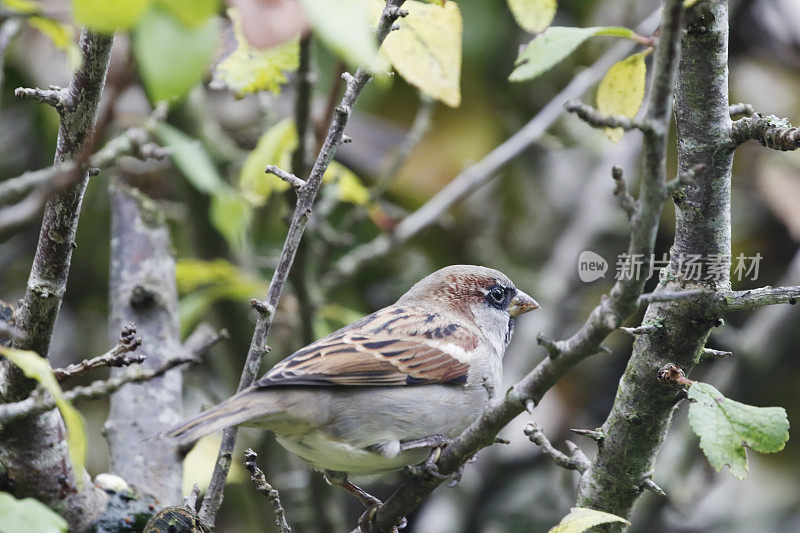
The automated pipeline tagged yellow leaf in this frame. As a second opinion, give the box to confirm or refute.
[507,0,557,34]
[380,0,462,107]
[328,162,370,205]
[596,50,648,142]
[239,118,297,205]
[214,8,300,97]
[1,0,38,14]
[0,347,87,488]
[182,434,247,494]
[27,17,81,66]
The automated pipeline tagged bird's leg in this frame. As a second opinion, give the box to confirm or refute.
[401,435,453,480]
[323,471,382,508]
[324,471,407,532]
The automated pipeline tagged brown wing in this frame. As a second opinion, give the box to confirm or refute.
[255,305,480,387]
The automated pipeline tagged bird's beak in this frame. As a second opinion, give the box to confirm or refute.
[508,289,540,317]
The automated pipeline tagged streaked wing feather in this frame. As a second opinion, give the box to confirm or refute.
[255,306,478,387]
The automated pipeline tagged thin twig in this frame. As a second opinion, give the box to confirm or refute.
[611,166,636,219]
[266,165,307,190]
[619,324,659,336]
[196,2,410,527]
[728,103,756,117]
[524,422,590,473]
[718,285,800,312]
[566,99,652,133]
[323,8,664,288]
[244,449,292,533]
[54,323,143,382]
[700,347,732,360]
[0,328,226,427]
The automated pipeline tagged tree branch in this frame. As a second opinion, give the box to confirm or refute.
[244,449,292,533]
[524,422,590,473]
[0,29,114,531]
[730,114,800,151]
[322,8,663,288]
[565,99,652,133]
[195,2,409,527]
[54,323,143,382]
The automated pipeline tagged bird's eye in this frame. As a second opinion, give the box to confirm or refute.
[488,286,505,305]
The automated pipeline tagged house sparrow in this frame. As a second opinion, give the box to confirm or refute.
[163,265,538,507]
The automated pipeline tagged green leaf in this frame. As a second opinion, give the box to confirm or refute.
[298,0,381,72]
[0,492,68,533]
[509,26,635,82]
[213,8,299,97]
[0,348,87,488]
[549,507,629,533]
[133,7,219,103]
[596,50,647,142]
[154,0,218,27]
[507,0,557,34]
[239,118,297,205]
[688,382,790,480]
[176,258,264,334]
[379,0,462,107]
[72,0,152,33]
[209,189,253,250]
[155,124,227,194]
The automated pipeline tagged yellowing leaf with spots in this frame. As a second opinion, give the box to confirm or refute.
[0,347,87,488]
[381,0,462,107]
[214,8,299,97]
[507,0,557,34]
[596,50,648,142]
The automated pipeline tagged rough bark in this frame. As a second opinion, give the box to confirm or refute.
[0,30,113,531]
[575,1,734,525]
[105,181,183,503]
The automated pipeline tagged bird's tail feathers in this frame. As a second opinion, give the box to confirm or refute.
[160,388,277,447]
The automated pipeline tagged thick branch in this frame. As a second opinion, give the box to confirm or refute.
[195,2,409,527]
[323,8,663,288]
[0,29,113,532]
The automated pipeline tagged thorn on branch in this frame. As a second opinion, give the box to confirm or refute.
[637,472,667,498]
[565,99,651,133]
[729,103,756,117]
[700,347,732,360]
[611,166,636,219]
[657,363,694,389]
[524,422,590,473]
[536,333,562,358]
[570,428,605,442]
[244,449,292,533]
[265,165,306,191]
